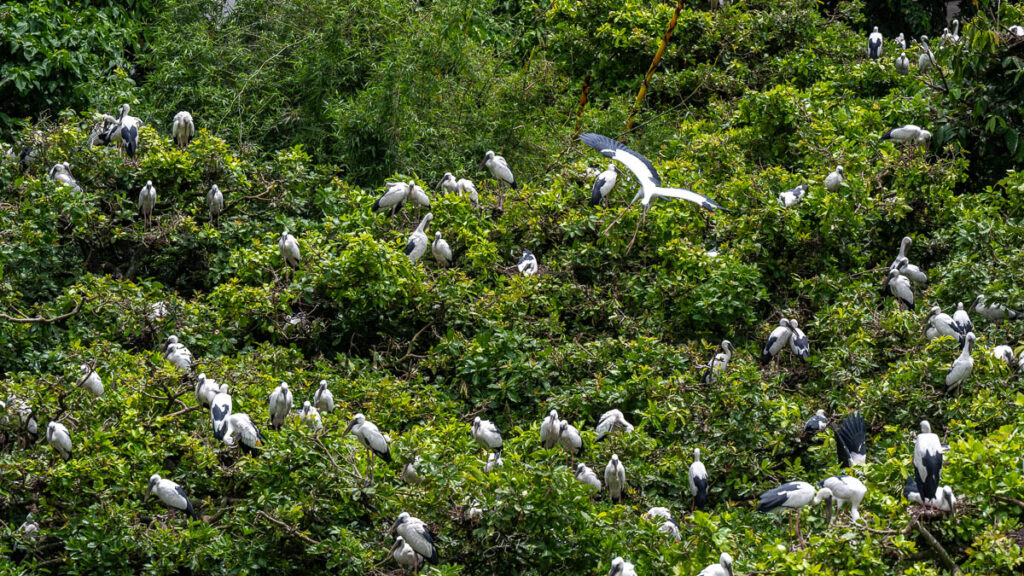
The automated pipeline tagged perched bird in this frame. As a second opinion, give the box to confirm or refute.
[89,114,119,146]
[896,256,927,286]
[9,398,38,443]
[896,52,910,75]
[952,302,973,337]
[608,557,638,576]
[789,319,810,360]
[343,413,391,481]
[517,250,538,276]
[778,183,808,208]
[279,230,301,269]
[820,475,867,524]
[219,412,264,455]
[658,518,681,540]
[757,481,833,545]
[575,463,602,492]
[78,364,104,396]
[590,164,618,207]
[595,409,634,441]
[925,306,960,342]
[991,345,1017,368]
[313,380,334,413]
[895,32,907,50]
[689,448,709,510]
[540,409,561,449]
[930,485,957,513]
[48,162,82,192]
[804,409,828,437]
[405,213,434,264]
[46,422,72,462]
[108,104,142,157]
[1010,25,1024,37]
[401,457,422,485]
[697,553,734,576]
[438,173,477,199]
[645,507,672,522]
[868,26,883,58]
[824,166,844,194]
[914,420,944,501]
[761,319,793,364]
[194,374,219,408]
[918,36,935,73]
[146,474,198,520]
[390,512,439,566]
[431,232,452,267]
[18,513,39,541]
[605,454,626,503]
[138,181,156,229]
[408,183,430,209]
[210,384,232,433]
[484,452,503,473]
[172,111,195,148]
[837,412,867,468]
[163,336,193,372]
[390,536,423,573]
[945,332,975,393]
[480,150,517,189]
[971,294,1021,323]
[883,266,915,310]
[471,417,503,454]
[267,382,293,430]
[373,181,413,218]
[881,124,932,148]
[558,420,584,464]
[300,401,323,431]
[701,340,735,385]
[207,184,224,224]
[943,20,960,46]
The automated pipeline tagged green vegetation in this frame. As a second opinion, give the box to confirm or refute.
[2,0,1024,574]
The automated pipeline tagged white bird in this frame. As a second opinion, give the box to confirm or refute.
[882,124,932,147]
[207,184,224,224]
[558,420,583,464]
[645,507,672,522]
[46,422,72,462]
[697,553,734,576]
[605,454,626,503]
[18,513,38,540]
[595,409,634,441]
[971,294,1021,323]
[390,536,423,573]
[107,104,142,157]
[218,412,264,456]
[820,475,867,524]
[390,512,439,566]
[1010,25,1024,37]
[929,485,957,513]
[590,164,618,207]
[9,397,38,443]
[48,162,82,191]
[300,401,322,431]
[401,457,422,485]
[896,52,910,75]
[701,340,735,385]
[373,180,413,218]
[138,181,156,228]
[895,32,906,50]
[431,232,452,267]
[778,183,808,208]
[836,412,867,468]
[194,374,219,408]
[147,301,169,321]
[914,420,944,501]
[891,236,913,268]
[172,111,195,148]
[883,266,915,310]
[945,332,975,393]
[313,380,334,413]
[608,556,638,576]
[405,213,433,264]
[162,335,192,372]
[804,409,828,436]
[343,413,391,481]
[438,172,461,194]
[408,183,430,208]
[943,20,960,45]
[540,409,561,449]
[658,518,681,540]
[789,319,810,361]
[575,463,602,491]
[484,452,503,473]
[689,447,708,510]
[279,230,300,269]
[757,481,833,545]
[868,26,883,58]
[480,150,517,198]
[918,36,935,73]
[952,302,973,337]
[78,364,104,396]
[897,258,927,285]
[824,165,844,194]
[471,417,503,454]
[517,249,538,276]
[991,345,1016,368]
[210,384,232,433]
[761,319,793,364]
[267,382,292,431]
[146,474,198,520]
[925,306,960,341]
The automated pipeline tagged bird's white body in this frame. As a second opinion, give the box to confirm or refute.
[344,413,391,461]
[313,380,334,413]
[868,26,883,58]
[789,319,810,359]
[697,553,734,576]
[821,475,867,523]
[405,213,433,264]
[47,422,72,461]
[483,151,516,188]
[895,33,906,50]
[163,336,193,372]
[919,36,935,72]
[885,267,915,310]
[575,463,602,491]
[401,458,422,484]
[689,448,709,508]
[172,111,195,147]
[391,536,422,572]
[896,52,910,75]
[432,232,452,267]
[147,474,196,519]
[194,374,219,408]
[374,181,412,215]
[645,507,672,521]
[300,401,322,431]
[207,184,224,222]
[138,181,156,226]
[517,250,538,276]
[408,184,430,208]
[279,231,300,268]
[973,295,1021,322]
[391,512,438,565]
[558,421,583,458]
[778,183,808,208]
[926,306,960,341]
[758,481,832,512]
[268,383,293,429]
[210,384,232,432]
[945,333,975,392]
[540,409,561,449]
[991,345,1016,367]
[608,556,638,576]
[471,417,503,452]
[1010,25,1024,37]
[883,124,932,147]
[914,420,944,501]
[108,104,142,157]
[590,164,618,207]
[952,302,973,336]
[761,319,792,363]
[805,409,828,435]
[658,519,681,540]
[605,454,626,503]
[219,412,263,453]
[595,409,634,440]
[49,162,82,191]
[825,166,844,193]
[79,364,104,396]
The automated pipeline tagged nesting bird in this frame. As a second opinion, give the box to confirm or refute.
[480,150,517,190]
[575,463,602,492]
[824,166,844,194]
[267,382,293,430]
[925,306,960,342]
[778,183,808,208]
[108,104,142,157]
[172,111,195,148]
[138,181,156,229]
[299,401,322,431]
[390,512,439,566]
[484,452,504,473]
[608,556,638,576]
[881,124,932,148]
[219,412,265,456]
[558,420,583,464]
[438,173,478,200]
[605,454,626,503]
[697,553,734,576]
[952,302,973,337]
[804,409,828,437]
[761,319,792,364]
[971,294,1021,323]
[517,250,538,276]
[595,409,634,441]
[788,319,810,360]
[405,213,434,264]
[701,340,735,385]
[431,232,452,267]
[390,536,423,573]
[373,181,413,218]
[882,265,915,310]
[162,335,193,372]
[918,36,935,73]
[278,230,301,269]
[194,374,219,408]
[146,474,198,521]
[48,162,82,192]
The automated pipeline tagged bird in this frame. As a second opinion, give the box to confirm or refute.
[820,475,867,525]
[952,302,973,336]
[906,476,955,513]
[194,374,219,408]
[278,230,300,269]
[172,111,195,148]
[162,335,192,372]
[46,422,72,462]
[558,420,583,464]
[210,384,232,435]
[8,397,38,443]
[789,319,810,360]
[207,184,224,224]
[903,473,923,505]
[608,556,638,576]
[914,420,944,501]
[778,183,808,208]
[883,266,915,310]
[471,417,503,454]
[925,306,960,342]
[575,463,602,492]
[605,454,626,503]
[313,380,334,413]
[431,232,452,267]
[896,257,927,286]
[439,173,477,197]
[945,332,975,393]
[689,447,709,510]
[48,162,82,192]
[268,382,293,430]
[484,452,503,473]
[757,481,833,546]
[516,249,538,276]
[595,409,634,441]
[645,507,672,522]
[895,32,906,50]
[701,340,735,385]
[896,52,910,75]
[824,166,844,193]
[218,412,264,456]
[804,409,828,437]
[881,125,932,148]
[540,409,561,449]
[991,345,1017,368]
[464,504,482,524]
[891,236,913,268]
[89,114,119,146]
[107,104,142,157]
[945,20,960,45]
[408,183,430,209]
[18,512,38,540]
[146,474,198,521]
[761,319,793,364]
[390,536,423,574]
[138,181,156,229]
[836,412,867,468]
[343,413,391,481]
[480,150,517,211]
[405,213,433,264]
[390,512,439,567]
[299,401,322,431]
[401,457,422,485]
[868,26,883,58]
[697,553,734,576]
[373,180,413,218]
[1010,25,1024,37]
[590,164,618,207]
[918,36,935,73]
[971,294,1021,323]
[78,364,104,396]
[658,518,681,540]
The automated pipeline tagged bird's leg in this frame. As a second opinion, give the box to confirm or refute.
[624,211,645,255]
[796,511,805,547]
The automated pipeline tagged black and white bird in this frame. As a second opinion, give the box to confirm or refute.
[918,36,935,73]
[757,481,833,545]
[46,422,72,462]
[868,26,884,58]
[575,463,602,492]
[701,340,735,385]
[836,412,867,468]
[789,319,810,360]
[540,409,561,449]
[952,302,973,337]
[991,345,1017,368]
[408,183,430,209]
[897,257,927,286]
[608,556,638,576]
[405,213,433,264]
[373,181,413,218]
[913,420,943,501]
[590,164,618,207]
[210,384,232,432]
[471,417,503,454]
[79,364,104,396]
[820,475,867,524]
[595,409,634,441]
[925,306,960,341]
[657,517,681,540]
[109,104,142,157]
[279,230,300,269]
[971,294,1021,323]
[891,236,913,268]
[1010,25,1024,37]
[219,412,265,456]
[431,232,452,267]
[89,114,119,146]
[761,319,793,364]
[138,181,156,229]
[945,332,975,393]
[268,382,293,430]
[146,474,198,520]
[881,124,932,148]
[172,111,195,148]
[778,183,808,208]
[300,401,322,431]
[162,335,192,372]
[313,380,334,413]
[344,413,391,481]
[895,32,907,50]
[896,52,910,75]
[390,536,423,574]
[697,553,734,576]
[390,512,439,566]
[517,249,538,276]
[605,454,626,504]
[906,475,955,513]
[804,409,828,437]
[883,266,915,310]
[207,184,224,224]
[194,374,218,408]
[48,162,82,192]
[824,166,844,194]
[558,420,583,464]
[689,448,709,510]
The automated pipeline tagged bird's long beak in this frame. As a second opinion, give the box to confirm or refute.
[477,159,487,170]
[968,295,981,313]
[389,519,400,535]
[825,499,834,524]
[343,420,355,436]
[389,539,402,554]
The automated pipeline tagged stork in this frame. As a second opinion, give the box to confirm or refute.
[268,382,292,430]
[945,332,975,393]
[390,512,438,570]
[146,474,198,521]
[789,319,810,360]
[913,420,943,501]
[279,230,301,269]
[479,150,516,212]
[46,422,72,462]
[207,184,224,224]
[824,166,844,194]
[778,183,808,208]
[804,409,828,437]
[952,302,973,337]
[590,164,618,207]
[575,463,602,492]
[431,232,452,267]
[300,401,322,431]
[78,364,104,396]
[373,181,413,219]
[895,32,907,50]
[517,250,538,276]
[401,457,422,485]
[210,384,232,434]
[925,306,960,342]
[471,417,503,454]
[896,52,910,75]
[138,181,156,229]
[218,413,265,456]
[697,553,734,576]
[991,345,1016,368]
[701,340,735,385]
[605,454,626,504]
[540,409,561,449]
[107,104,142,158]
[971,294,1021,323]
[405,213,433,264]
[837,412,867,468]
[595,409,634,441]
[689,447,708,511]
[344,413,391,482]
[882,266,915,310]
[761,319,793,364]
[390,536,423,574]
[882,125,932,148]
[313,380,334,413]
[48,162,82,192]
[868,26,883,58]
[608,557,638,576]
[194,374,218,408]
[757,481,833,546]
[172,111,195,148]
[484,452,503,473]
[820,475,867,525]
[162,335,192,372]
[558,420,583,465]
[918,36,935,73]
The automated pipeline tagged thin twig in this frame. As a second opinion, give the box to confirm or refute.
[255,510,321,546]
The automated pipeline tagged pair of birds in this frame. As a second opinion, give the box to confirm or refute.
[162,335,193,372]
[608,553,734,576]
[48,162,82,192]
[209,383,265,456]
[404,213,453,267]
[90,104,142,157]
[757,474,868,544]
[761,318,810,364]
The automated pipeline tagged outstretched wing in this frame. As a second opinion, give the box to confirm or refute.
[579,133,661,188]
[653,187,725,212]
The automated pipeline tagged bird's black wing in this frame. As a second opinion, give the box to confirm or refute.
[404,240,417,256]
[692,475,708,508]
[916,451,942,500]
[836,412,866,466]
[579,133,661,186]
[757,483,797,513]
[903,474,920,500]
[175,485,199,520]
[416,523,439,564]
[590,176,607,207]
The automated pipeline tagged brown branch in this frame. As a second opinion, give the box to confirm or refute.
[255,510,321,546]
[625,0,685,133]
[992,494,1024,508]
[160,405,202,420]
[573,72,592,136]
[0,299,85,324]
[913,518,962,575]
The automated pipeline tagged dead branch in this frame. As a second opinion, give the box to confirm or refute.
[0,299,86,324]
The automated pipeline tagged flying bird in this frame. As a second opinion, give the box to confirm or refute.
[172,111,195,148]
